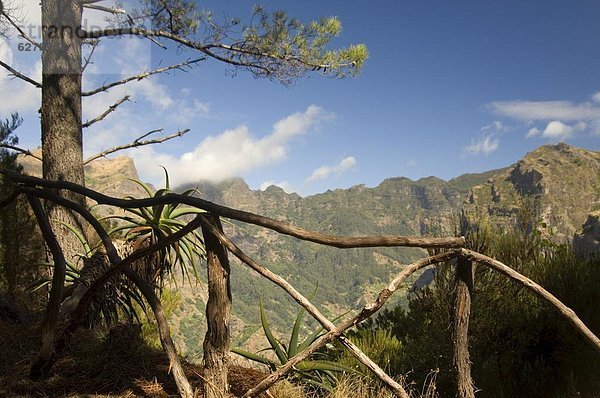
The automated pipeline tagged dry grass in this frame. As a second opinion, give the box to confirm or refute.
[0,319,438,398]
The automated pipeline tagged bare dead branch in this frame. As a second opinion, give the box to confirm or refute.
[0,10,42,49]
[26,194,67,380]
[81,58,204,96]
[0,169,466,249]
[82,95,130,128]
[243,250,460,397]
[134,128,163,143]
[122,267,195,398]
[461,248,600,353]
[82,3,126,14]
[82,39,100,72]
[0,144,42,161]
[0,59,42,88]
[83,128,189,164]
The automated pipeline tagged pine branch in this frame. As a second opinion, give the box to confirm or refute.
[82,95,130,128]
[82,27,282,71]
[83,128,190,164]
[81,58,203,96]
[82,27,358,74]
[0,60,42,88]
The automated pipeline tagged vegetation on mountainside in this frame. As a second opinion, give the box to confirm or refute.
[1,139,599,397]
[348,211,600,397]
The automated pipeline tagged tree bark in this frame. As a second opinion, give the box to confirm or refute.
[452,256,475,398]
[41,0,86,263]
[201,215,232,398]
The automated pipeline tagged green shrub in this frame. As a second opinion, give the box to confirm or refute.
[358,210,600,397]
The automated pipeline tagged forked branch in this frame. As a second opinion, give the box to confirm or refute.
[82,95,130,128]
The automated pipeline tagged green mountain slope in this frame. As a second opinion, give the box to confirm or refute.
[16,143,599,357]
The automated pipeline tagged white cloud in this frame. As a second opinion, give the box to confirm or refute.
[463,135,499,156]
[489,92,600,140]
[170,99,210,124]
[131,105,331,187]
[540,120,586,140]
[526,127,541,138]
[489,100,600,121]
[306,156,357,183]
[462,121,504,156]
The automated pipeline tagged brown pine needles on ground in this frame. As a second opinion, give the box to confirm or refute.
[0,319,435,398]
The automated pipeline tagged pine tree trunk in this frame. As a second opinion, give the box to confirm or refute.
[452,256,475,398]
[201,215,232,398]
[41,0,85,263]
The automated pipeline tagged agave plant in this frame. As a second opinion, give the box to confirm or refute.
[102,168,206,286]
[232,299,356,392]
[29,220,146,327]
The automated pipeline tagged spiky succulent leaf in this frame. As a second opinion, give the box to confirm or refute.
[260,298,288,364]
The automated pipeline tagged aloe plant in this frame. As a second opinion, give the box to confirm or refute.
[102,168,206,285]
[232,299,356,392]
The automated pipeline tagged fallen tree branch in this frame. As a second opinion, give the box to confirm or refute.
[243,250,460,397]
[82,95,130,128]
[202,215,442,397]
[83,128,190,164]
[0,59,42,88]
[460,248,600,353]
[26,194,67,380]
[1,169,466,249]
[81,58,204,96]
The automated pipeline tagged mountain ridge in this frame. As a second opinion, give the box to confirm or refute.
[17,143,600,356]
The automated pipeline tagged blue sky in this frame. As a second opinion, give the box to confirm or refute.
[1,0,599,195]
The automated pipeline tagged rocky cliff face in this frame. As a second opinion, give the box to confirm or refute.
[465,143,600,241]
[18,150,148,199]
[573,211,600,259]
